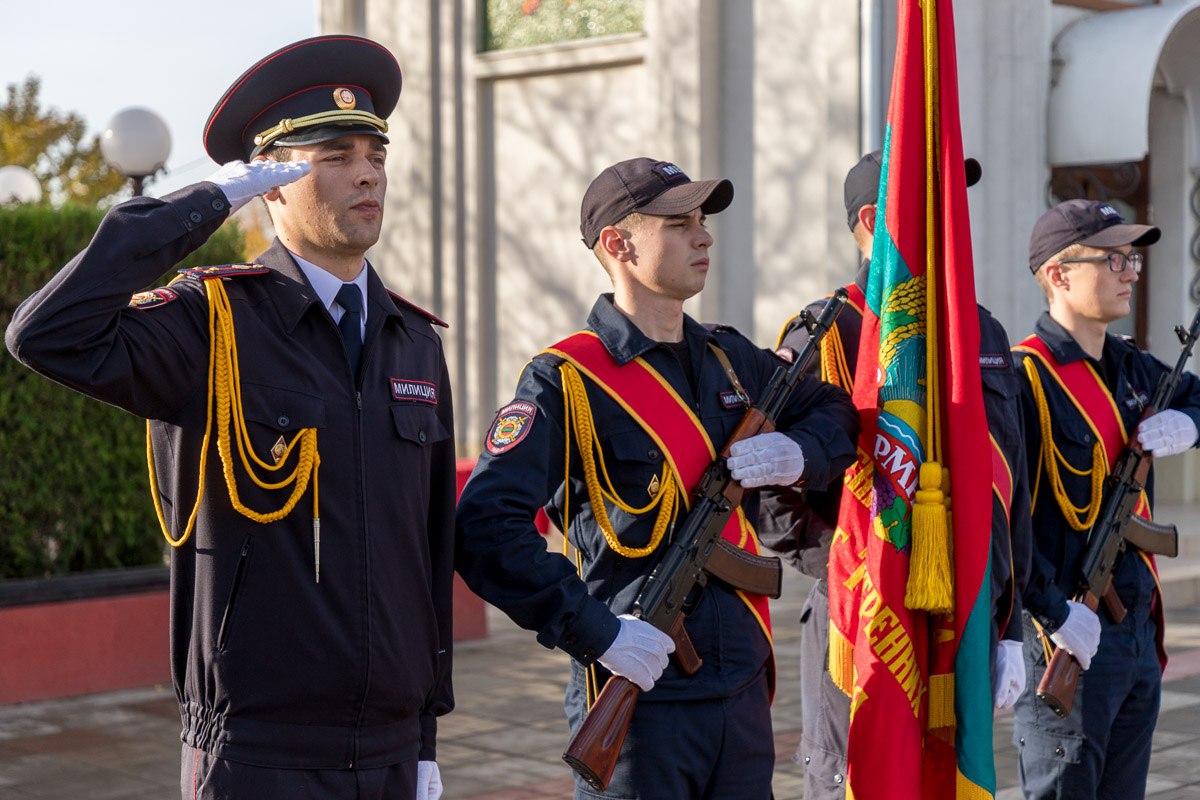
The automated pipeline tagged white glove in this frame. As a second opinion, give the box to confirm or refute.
[726,431,805,488]
[1137,409,1198,458]
[416,760,442,800]
[992,639,1025,709]
[205,159,311,213]
[597,614,675,692]
[1049,600,1101,671]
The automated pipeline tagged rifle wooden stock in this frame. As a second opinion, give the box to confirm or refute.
[668,612,703,675]
[562,612,703,791]
[562,676,640,792]
[707,538,784,598]
[1036,587,1103,718]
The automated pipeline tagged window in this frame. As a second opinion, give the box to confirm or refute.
[482,0,644,52]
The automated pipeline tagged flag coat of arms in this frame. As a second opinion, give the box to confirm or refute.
[825,0,994,797]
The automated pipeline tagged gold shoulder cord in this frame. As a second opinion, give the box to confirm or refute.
[146,277,321,569]
[1020,356,1105,530]
[558,362,679,559]
[557,361,681,710]
[820,324,854,390]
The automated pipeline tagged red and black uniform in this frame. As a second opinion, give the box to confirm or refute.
[455,294,857,799]
[1011,312,1200,800]
[6,183,456,775]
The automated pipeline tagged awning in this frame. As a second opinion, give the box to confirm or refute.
[1048,0,1200,172]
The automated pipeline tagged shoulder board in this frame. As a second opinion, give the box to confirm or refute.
[129,287,179,310]
[178,263,269,280]
[388,290,449,328]
[532,350,566,369]
[705,322,743,337]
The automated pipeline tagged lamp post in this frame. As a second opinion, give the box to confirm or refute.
[100,108,172,197]
[0,165,42,205]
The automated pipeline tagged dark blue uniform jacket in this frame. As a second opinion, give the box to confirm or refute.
[758,261,1034,644]
[1015,312,1200,633]
[5,183,456,769]
[455,295,858,701]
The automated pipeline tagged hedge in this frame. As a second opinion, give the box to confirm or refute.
[1,203,246,579]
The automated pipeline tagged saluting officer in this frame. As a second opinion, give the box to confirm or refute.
[757,151,1034,798]
[1012,200,1200,799]
[455,157,858,799]
[6,36,454,800]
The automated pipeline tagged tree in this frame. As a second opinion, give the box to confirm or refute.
[0,76,126,206]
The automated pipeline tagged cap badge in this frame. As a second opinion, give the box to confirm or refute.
[333,88,357,110]
[652,162,687,184]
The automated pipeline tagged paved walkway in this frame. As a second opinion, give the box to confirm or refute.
[2,571,1200,798]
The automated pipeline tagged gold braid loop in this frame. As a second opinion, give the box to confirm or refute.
[148,277,320,547]
[1022,356,1105,531]
[559,362,677,559]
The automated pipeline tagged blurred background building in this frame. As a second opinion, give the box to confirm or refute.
[320,0,1199,503]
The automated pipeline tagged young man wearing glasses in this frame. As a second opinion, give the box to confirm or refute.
[1011,199,1200,799]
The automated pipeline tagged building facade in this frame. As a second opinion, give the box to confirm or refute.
[322,0,1200,502]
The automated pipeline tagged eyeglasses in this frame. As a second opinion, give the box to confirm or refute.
[1057,252,1143,275]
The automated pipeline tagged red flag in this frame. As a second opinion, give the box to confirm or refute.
[825,0,994,796]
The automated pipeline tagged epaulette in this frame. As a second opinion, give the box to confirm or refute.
[178,263,270,280]
[704,322,743,337]
[129,287,179,310]
[387,290,449,328]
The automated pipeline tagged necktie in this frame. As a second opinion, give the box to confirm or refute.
[335,283,363,380]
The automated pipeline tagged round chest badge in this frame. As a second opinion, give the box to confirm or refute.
[487,401,537,455]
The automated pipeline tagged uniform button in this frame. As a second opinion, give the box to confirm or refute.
[647,448,659,460]
[1019,737,1025,746]
[583,648,596,660]
[1083,433,1092,443]
[1055,746,1065,758]
[211,198,226,211]
[803,756,811,765]
[277,415,290,427]
[189,210,203,223]
[418,430,427,443]
[834,774,844,784]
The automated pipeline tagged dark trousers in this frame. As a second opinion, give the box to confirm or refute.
[180,747,418,800]
[795,579,848,800]
[1012,605,1161,800]
[565,665,775,799]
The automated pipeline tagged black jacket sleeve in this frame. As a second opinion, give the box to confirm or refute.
[455,356,622,665]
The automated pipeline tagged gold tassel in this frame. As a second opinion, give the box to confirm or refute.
[927,672,956,734]
[906,462,954,613]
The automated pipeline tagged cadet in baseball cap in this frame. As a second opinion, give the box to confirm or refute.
[843,149,982,230]
[1028,199,1160,273]
[580,158,734,248]
[204,35,402,164]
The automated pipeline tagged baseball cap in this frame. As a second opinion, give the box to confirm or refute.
[1028,199,1160,273]
[579,158,734,248]
[843,150,982,230]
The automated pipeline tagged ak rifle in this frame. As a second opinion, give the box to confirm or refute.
[1037,307,1200,717]
[561,289,850,791]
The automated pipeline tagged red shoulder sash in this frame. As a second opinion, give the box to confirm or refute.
[1014,334,1165,668]
[547,331,773,644]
